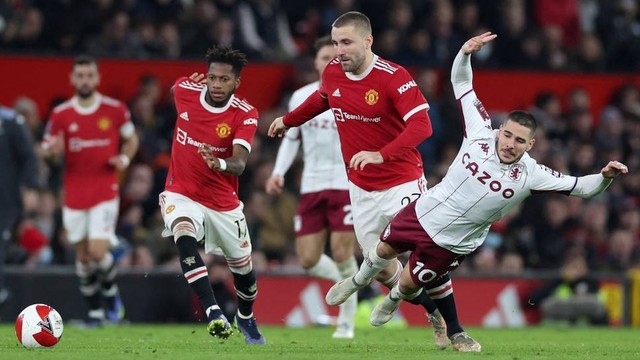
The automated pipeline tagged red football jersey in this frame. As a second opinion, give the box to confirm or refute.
[319,55,430,191]
[46,94,132,209]
[165,77,259,211]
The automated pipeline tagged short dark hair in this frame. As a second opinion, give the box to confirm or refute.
[506,110,537,137]
[205,45,248,77]
[332,11,372,35]
[313,35,333,53]
[74,55,97,68]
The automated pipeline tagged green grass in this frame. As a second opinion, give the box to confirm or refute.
[1,324,639,360]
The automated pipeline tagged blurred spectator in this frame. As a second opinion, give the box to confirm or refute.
[235,0,299,60]
[602,229,640,271]
[529,249,608,325]
[84,11,148,58]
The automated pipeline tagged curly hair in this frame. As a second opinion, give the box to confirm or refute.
[205,45,248,77]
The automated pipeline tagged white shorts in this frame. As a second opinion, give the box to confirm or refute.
[159,191,252,259]
[349,176,427,253]
[62,198,119,245]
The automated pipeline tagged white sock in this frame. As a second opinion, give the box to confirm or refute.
[307,254,341,282]
[336,256,359,326]
[336,256,358,279]
[390,284,421,301]
[354,247,392,286]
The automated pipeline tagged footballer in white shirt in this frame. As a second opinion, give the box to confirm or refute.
[326,32,629,352]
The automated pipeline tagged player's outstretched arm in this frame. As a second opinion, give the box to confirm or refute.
[570,160,628,198]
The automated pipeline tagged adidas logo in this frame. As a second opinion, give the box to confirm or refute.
[180,112,189,121]
[332,88,341,97]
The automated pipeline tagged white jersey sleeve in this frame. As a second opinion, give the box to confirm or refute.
[272,127,300,176]
[452,50,494,140]
[529,163,613,198]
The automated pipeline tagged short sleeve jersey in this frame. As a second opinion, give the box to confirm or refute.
[319,55,430,191]
[46,94,132,209]
[415,89,579,254]
[165,77,259,211]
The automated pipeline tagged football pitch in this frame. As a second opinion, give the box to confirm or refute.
[1,324,639,360]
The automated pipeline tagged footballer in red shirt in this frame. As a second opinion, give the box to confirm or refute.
[43,55,139,326]
[159,45,265,345]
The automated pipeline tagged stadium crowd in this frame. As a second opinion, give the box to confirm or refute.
[1,0,639,276]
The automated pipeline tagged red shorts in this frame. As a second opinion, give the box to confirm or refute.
[381,201,465,286]
[295,190,354,237]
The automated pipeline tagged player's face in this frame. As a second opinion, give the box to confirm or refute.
[497,120,535,164]
[314,44,336,75]
[331,25,372,74]
[70,63,100,99]
[205,62,239,107]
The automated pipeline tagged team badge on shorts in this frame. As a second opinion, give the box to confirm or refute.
[382,224,391,240]
[365,89,379,105]
[216,123,231,138]
[165,205,175,214]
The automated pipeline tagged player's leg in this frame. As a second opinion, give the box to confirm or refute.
[64,207,103,326]
[295,192,341,282]
[326,240,398,306]
[329,231,358,338]
[327,190,358,339]
[209,204,265,345]
[159,192,232,339]
[87,198,124,324]
[296,230,341,280]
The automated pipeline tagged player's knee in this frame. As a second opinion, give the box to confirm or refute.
[227,254,252,275]
[88,246,108,262]
[172,220,196,240]
[298,254,320,269]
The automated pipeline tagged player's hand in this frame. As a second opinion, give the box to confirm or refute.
[42,135,64,157]
[601,160,628,178]
[268,117,289,137]
[462,32,497,55]
[108,154,131,170]
[189,72,206,84]
[350,151,383,170]
[265,175,284,195]
[198,144,222,170]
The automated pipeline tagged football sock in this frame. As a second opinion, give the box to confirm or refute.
[76,260,102,318]
[336,256,358,280]
[390,284,422,301]
[407,289,438,314]
[425,274,463,336]
[176,235,218,317]
[232,270,257,317]
[307,254,341,282]
[97,252,118,310]
[354,247,392,286]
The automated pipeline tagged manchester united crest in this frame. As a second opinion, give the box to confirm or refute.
[508,163,525,181]
[365,89,379,105]
[97,117,111,131]
[216,123,231,138]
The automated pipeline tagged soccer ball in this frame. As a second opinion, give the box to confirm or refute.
[15,304,64,348]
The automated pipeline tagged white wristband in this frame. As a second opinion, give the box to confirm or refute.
[218,158,227,171]
[118,154,131,168]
